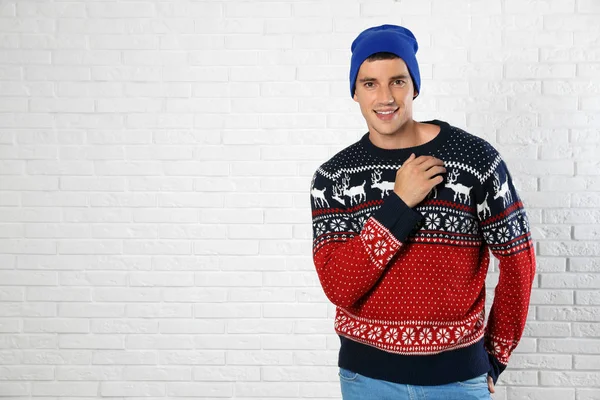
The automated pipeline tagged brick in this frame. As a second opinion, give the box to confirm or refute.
[0,287,24,301]
[539,241,600,257]
[265,18,332,34]
[91,319,158,334]
[542,274,600,289]
[0,366,53,380]
[167,382,232,397]
[262,366,336,381]
[127,336,194,351]
[129,272,194,287]
[540,371,600,386]
[59,334,124,350]
[126,303,191,318]
[510,354,572,369]
[574,355,600,370]
[523,322,571,337]
[507,387,574,400]
[23,318,90,333]
[33,382,98,396]
[544,210,600,224]
[92,350,156,365]
[159,350,223,364]
[0,382,29,396]
[261,335,326,350]
[226,34,293,50]
[544,14,600,31]
[193,366,260,381]
[100,382,165,397]
[93,288,160,303]
[0,335,57,350]
[228,319,293,334]
[530,289,573,304]
[55,365,122,381]
[122,366,191,381]
[227,350,292,366]
[235,382,299,398]
[576,291,600,305]
[537,306,600,321]
[0,320,19,333]
[0,271,57,286]
[87,2,156,18]
[59,303,124,318]
[539,338,600,354]
[263,303,328,318]
[194,335,261,350]
[228,288,295,303]
[578,389,600,400]
[194,304,261,319]
[497,370,537,385]
[159,320,224,334]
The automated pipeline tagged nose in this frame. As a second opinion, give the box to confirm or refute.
[377,85,394,105]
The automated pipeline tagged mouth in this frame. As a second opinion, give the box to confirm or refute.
[373,107,399,120]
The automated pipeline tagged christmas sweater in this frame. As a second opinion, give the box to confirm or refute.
[309,119,536,385]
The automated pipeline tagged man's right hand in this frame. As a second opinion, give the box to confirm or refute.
[393,153,446,208]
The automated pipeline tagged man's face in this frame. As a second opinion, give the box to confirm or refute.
[353,57,417,137]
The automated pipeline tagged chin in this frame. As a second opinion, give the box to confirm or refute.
[372,121,406,136]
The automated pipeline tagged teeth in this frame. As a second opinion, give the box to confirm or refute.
[377,110,395,115]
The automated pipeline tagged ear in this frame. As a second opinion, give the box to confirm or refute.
[353,92,358,102]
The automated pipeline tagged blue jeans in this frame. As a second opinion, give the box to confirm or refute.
[339,368,492,400]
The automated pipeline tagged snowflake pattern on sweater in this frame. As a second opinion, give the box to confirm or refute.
[310,120,536,370]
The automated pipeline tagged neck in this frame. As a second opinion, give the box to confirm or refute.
[368,119,423,150]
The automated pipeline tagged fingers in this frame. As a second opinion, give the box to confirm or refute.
[403,153,416,164]
[408,155,444,170]
[420,158,445,172]
[409,154,431,165]
[424,165,446,179]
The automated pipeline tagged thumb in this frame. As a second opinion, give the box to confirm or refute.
[405,153,415,163]
[487,375,495,393]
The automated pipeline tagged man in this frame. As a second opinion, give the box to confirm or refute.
[309,25,536,400]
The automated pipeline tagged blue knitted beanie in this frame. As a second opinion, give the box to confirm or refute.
[350,24,421,99]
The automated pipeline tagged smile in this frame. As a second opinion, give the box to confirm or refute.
[374,109,398,115]
[373,107,399,120]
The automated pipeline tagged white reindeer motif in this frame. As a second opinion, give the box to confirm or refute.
[370,170,395,198]
[493,172,512,207]
[477,191,490,219]
[341,173,366,206]
[446,170,472,204]
[332,182,346,206]
[311,186,329,208]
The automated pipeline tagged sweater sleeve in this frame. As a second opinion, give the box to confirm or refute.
[310,167,423,308]
[475,155,536,384]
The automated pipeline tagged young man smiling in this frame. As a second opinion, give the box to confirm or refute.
[309,25,536,400]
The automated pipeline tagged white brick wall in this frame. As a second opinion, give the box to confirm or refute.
[0,0,599,398]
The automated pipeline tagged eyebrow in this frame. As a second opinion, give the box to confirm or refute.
[358,74,410,83]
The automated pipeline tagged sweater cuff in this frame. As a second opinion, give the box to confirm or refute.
[371,192,423,243]
[487,352,507,385]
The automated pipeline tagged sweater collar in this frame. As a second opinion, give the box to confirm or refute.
[360,119,450,160]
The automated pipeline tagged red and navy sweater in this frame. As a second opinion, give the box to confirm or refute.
[310,119,536,385]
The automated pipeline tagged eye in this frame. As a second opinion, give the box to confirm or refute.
[393,79,406,86]
[364,82,374,88]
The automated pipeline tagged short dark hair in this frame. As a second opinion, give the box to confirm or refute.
[366,52,400,62]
